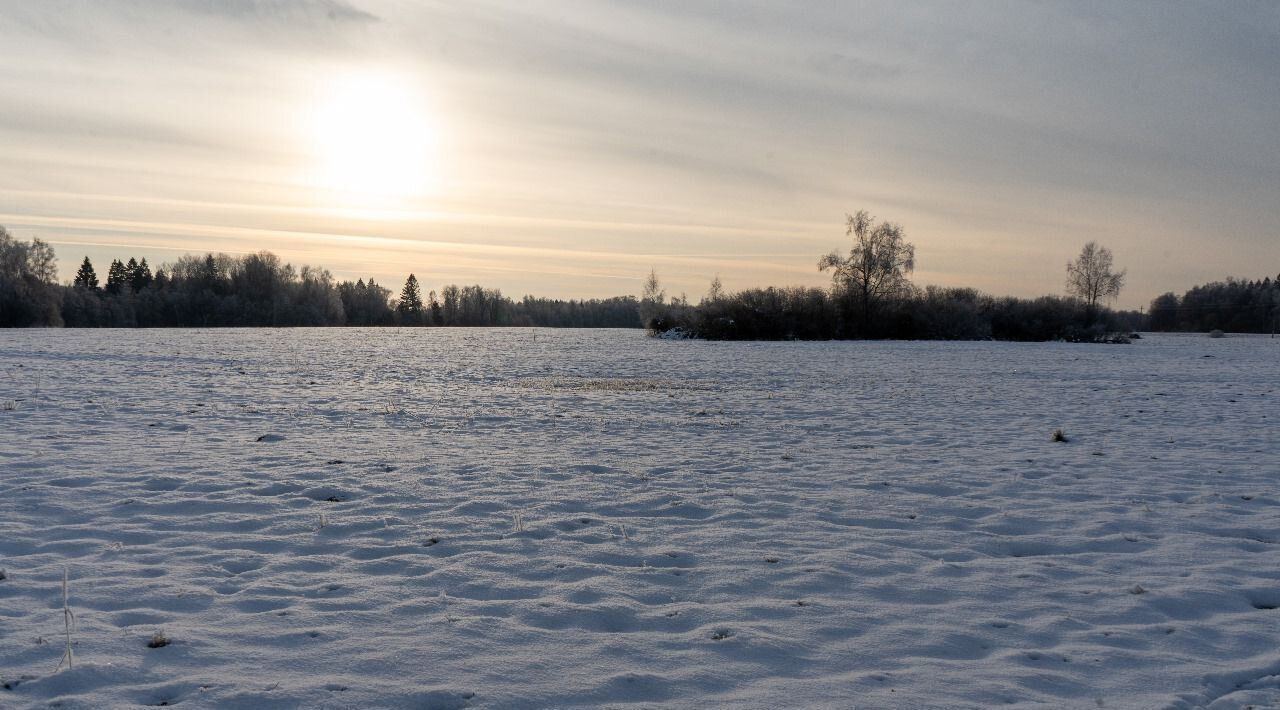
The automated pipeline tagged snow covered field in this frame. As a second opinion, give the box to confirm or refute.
[0,329,1277,709]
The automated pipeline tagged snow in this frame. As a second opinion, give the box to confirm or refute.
[0,328,1277,709]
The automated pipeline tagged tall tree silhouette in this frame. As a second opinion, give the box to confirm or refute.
[819,210,915,336]
[106,259,127,295]
[130,258,153,291]
[73,257,99,290]
[1066,242,1125,317]
[397,273,424,323]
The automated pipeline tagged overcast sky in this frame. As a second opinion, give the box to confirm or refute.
[1,1,1277,307]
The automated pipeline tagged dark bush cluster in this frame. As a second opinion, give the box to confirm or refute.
[644,285,1136,342]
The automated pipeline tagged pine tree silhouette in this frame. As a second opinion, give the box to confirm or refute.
[73,257,99,289]
[106,259,127,295]
[397,274,424,323]
[131,258,153,291]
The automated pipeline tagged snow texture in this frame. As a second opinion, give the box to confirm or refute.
[0,329,1277,709]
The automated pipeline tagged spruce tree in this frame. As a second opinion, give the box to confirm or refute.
[124,258,140,290]
[73,257,99,290]
[397,273,424,323]
[106,259,127,295]
[200,254,221,290]
[131,258,153,291]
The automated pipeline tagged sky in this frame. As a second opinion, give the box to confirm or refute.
[0,1,1277,308]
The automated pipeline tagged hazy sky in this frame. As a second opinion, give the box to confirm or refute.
[1,1,1277,307]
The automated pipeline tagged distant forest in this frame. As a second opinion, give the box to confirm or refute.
[2,223,1276,338]
[0,227,638,328]
[1148,278,1280,334]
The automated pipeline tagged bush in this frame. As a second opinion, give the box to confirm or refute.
[647,285,1133,343]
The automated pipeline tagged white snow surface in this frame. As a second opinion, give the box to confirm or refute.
[0,329,1278,709]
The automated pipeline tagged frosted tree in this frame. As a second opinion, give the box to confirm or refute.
[638,268,666,330]
[704,274,724,304]
[28,238,57,284]
[1066,242,1125,310]
[819,210,915,334]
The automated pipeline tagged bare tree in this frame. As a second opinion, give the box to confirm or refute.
[641,268,664,304]
[704,274,724,304]
[29,238,58,284]
[1066,242,1125,310]
[819,210,915,333]
[638,268,666,331]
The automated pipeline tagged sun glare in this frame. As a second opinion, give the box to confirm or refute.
[309,72,439,204]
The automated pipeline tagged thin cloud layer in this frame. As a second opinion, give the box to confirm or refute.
[0,1,1276,306]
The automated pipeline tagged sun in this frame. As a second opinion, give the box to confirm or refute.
[309,72,439,204]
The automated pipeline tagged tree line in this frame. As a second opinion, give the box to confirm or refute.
[0,226,638,328]
[6,217,1274,337]
[1148,277,1280,334]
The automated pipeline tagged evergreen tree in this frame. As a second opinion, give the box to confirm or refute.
[124,257,140,290]
[73,256,99,290]
[131,257,153,291]
[106,259,127,295]
[196,254,221,288]
[397,273,424,322]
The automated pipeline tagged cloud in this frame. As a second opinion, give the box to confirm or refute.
[0,1,1277,306]
[176,0,378,23]
[1,0,377,29]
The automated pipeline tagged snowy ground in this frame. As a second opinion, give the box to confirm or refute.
[0,329,1277,709]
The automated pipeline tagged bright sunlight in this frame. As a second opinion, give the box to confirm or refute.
[309,71,439,204]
